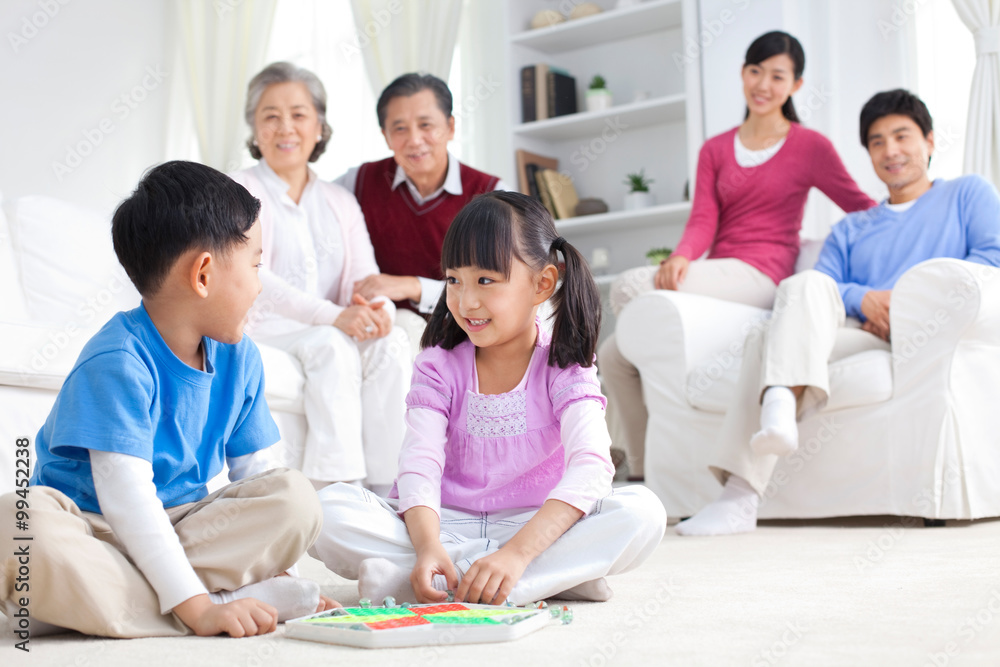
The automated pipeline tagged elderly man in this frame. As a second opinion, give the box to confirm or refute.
[676,89,1000,536]
[336,73,510,352]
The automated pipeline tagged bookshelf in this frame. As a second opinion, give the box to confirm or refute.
[506,0,703,334]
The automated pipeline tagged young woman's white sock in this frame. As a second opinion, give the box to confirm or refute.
[674,475,759,536]
[750,386,799,456]
[209,576,320,622]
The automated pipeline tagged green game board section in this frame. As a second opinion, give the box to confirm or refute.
[300,608,416,624]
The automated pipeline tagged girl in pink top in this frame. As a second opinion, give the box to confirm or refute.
[310,192,666,606]
[601,31,876,480]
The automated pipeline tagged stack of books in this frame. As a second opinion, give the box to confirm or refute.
[515,149,580,220]
[520,64,578,123]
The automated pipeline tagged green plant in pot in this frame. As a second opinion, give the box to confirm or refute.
[645,246,673,266]
[624,169,655,210]
[586,74,613,112]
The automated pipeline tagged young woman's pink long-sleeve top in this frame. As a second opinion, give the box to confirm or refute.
[673,123,876,284]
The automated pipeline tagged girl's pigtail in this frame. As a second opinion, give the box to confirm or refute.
[548,236,601,368]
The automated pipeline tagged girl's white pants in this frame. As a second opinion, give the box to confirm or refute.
[309,482,666,605]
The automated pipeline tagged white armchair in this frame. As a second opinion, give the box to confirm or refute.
[0,194,309,496]
[616,258,1000,521]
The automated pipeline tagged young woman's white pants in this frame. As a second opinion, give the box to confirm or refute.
[309,483,666,605]
[255,325,411,486]
[598,259,776,476]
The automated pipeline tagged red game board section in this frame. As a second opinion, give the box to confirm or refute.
[366,616,430,630]
[411,604,468,615]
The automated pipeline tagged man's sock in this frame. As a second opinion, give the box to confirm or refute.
[358,558,416,604]
[557,578,614,602]
[750,386,799,456]
[209,576,320,622]
[675,475,759,536]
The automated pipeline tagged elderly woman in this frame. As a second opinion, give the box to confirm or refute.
[335,73,510,355]
[230,62,410,493]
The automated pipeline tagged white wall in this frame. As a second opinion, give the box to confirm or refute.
[0,0,173,214]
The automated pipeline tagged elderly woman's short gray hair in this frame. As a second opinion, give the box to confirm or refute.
[244,61,332,163]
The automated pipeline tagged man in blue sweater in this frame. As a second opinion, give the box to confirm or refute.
[677,89,1000,536]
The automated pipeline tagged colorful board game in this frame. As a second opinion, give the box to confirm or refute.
[285,602,554,649]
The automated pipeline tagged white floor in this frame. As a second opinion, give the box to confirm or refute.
[5,516,1000,666]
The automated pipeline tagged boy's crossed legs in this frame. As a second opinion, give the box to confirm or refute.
[0,468,322,637]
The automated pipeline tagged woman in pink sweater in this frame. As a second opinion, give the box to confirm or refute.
[600,31,876,480]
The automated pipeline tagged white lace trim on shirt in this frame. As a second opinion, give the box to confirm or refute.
[467,390,528,437]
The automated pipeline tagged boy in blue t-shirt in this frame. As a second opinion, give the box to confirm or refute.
[1,161,334,638]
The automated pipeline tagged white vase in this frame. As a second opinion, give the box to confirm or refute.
[624,191,655,210]
[586,89,613,112]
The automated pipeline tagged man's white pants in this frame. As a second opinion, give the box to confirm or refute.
[309,483,666,605]
[257,325,411,485]
[710,270,891,494]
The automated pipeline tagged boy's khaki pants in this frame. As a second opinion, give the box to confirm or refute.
[0,467,321,637]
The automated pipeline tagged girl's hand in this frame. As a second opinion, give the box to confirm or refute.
[410,543,459,603]
[654,255,689,290]
[456,547,530,606]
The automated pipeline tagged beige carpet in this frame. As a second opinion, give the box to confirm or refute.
[5,517,1000,666]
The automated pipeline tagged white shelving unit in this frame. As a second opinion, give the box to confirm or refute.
[505,0,703,302]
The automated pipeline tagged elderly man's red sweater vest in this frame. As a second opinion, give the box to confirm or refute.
[354,157,499,311]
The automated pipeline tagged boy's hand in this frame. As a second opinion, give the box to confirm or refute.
[318,594,342,612]
[174,594,277,637]
[411,543,459,603]
[456,547,530,606]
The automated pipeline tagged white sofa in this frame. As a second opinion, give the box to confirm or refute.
[0,194,309,496]
[616,257,1000,521]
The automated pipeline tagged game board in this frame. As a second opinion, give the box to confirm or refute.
[285,602,554,649]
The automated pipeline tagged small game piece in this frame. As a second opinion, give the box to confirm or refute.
[401,602,412,609]
[550,607,562,620]
[446,590,455,603]
[383,596,396,608]
[359,598,371,608]
[535,601,548,609]
[561,606,573,625]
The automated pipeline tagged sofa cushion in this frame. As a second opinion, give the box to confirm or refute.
[687,348,894,414]
[254,341,305,414]
[0,194,29,321]
[9,196,140,326]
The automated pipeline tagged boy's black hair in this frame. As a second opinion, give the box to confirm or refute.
[743,31,805,123]
[420,191,601,369]
[859,88,933,147]
[111,161,261,296]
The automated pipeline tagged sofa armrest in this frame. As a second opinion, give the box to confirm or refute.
[891,258,1000,392]
[0,320,94,391]
[617,290,770,375]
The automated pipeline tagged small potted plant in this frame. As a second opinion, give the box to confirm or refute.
[623,169,655,210]
[645,246,673,265]
[586,75,613,112]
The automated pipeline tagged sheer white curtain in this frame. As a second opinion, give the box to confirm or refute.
[952,0,1000,188]
[348,0,463,94]
[175,0,278,171]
